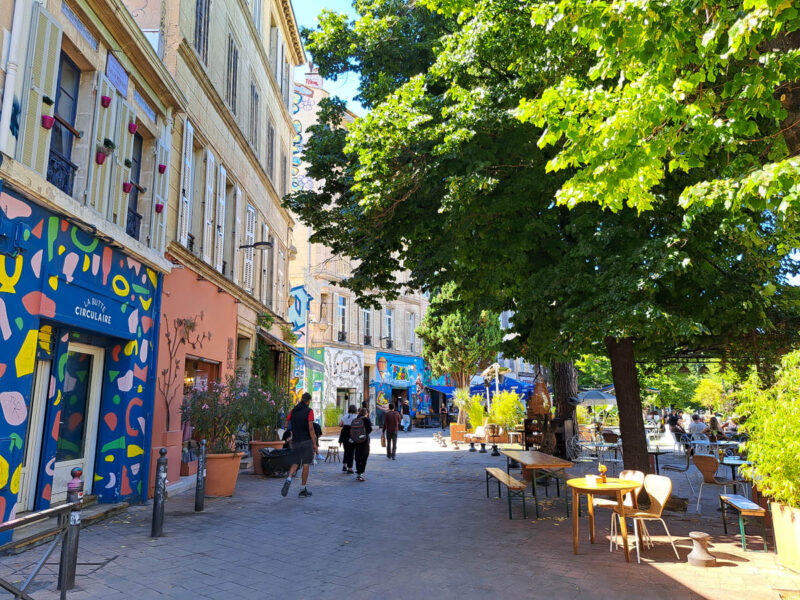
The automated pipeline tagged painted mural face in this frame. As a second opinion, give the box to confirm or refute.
[0,189,159,525]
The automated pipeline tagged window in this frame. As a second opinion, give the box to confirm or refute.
[126,133,144,240]
[408,312,415,352]
[279,149,287,197]
[337,296,348,338]
[363,309,371,344]
[47,53,80,196]
[385,309,394,341]
[243,204,256,291]
[194,0,210,63]
[266,119,275,180]
[251,0,262,33]
[249,82,260,152]
[225,33,239,115]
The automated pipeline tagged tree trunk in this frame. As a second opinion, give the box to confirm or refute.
[604,336,650,473]
[551,361,578,458]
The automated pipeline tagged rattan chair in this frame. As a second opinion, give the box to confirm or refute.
[612,474,680,563]
[693,454,738,511]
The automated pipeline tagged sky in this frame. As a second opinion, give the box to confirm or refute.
[292,0,365,116]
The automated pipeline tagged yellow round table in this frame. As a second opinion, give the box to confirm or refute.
[566,477,641,562]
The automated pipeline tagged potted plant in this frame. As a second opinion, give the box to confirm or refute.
[128,122,138,134]
[245,378,291,475]
[41,115,55,129]
[739,351,800,571]
[323,404,343,435]
[100,94,112,108]
[488,390,525,443]
[181,376,248,497]
[155,202,164,213]
[158,163,167,174]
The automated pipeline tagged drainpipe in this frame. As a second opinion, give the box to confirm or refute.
[0,0,27,155]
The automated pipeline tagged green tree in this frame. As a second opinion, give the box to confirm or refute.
[575,354,613,388]
[693,378,725,413]
[416,283,502,390]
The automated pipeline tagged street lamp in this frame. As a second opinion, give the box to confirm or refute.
[239,241,273,249]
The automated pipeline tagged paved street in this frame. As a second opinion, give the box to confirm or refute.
[2,430,799,600]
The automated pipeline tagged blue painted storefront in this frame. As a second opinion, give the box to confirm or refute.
[0,184,161,532]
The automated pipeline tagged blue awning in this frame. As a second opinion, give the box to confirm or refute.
[427,385,455,398]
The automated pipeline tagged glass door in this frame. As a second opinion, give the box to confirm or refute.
[51,343,104,503]
[16,360,51,513]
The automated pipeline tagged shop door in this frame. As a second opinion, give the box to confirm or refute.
[51,343,105,503]
[16,360,52,513]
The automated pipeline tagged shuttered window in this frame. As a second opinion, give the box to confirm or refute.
[243,205,256,292]
[408,312,415,353]
[276,247,285,316]
[249,82,260,153]
[337,296,347,339]
[225,33,239,115]
[150,137,170,252]
[266,119,275,181]
[214,164,227,272]
[177,119,194,246]
[18,5,62,176]
[280,149,287,197]
[86,73,117,215]
[194,0,210,64]
[110,99,137,227]
[231,187,242,284]
[363,309,371,345]
[202,149,215,263]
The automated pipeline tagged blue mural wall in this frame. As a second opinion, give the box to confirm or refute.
[372,353,432,414]
[0,184,161,526]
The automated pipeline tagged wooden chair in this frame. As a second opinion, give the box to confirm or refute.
[592,469,645,551]
[661,447,695,494]
[612,474,681,563]
[692,454,738,511]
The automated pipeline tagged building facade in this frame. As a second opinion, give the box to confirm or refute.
[124,0,304,489]
[0,0,183,526]
[290,70,431,425]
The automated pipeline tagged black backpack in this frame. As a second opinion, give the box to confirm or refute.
[349,417,367,444]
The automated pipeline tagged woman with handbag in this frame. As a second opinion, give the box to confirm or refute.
[339,405,358,474]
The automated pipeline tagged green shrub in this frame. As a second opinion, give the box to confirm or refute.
[467,395,487,431]
[181,376,250,454]
[738,351,800,508]
[488,391,525,431]
[323,404,343,428]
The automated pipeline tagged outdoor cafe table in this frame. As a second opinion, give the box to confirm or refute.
[566,477,641,563]
[500,450,574,519]
[722,457,753,481]
[647,447,670,473]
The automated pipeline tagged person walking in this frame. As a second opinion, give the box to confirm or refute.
[382,402,401,460]
[339,404,358,474]
[351,407,373,481]
[401,400,412,431]
[281,393,318,498]
[440,401,448,431]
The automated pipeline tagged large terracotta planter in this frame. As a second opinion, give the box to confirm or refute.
[250,441,284,475]
[771,502,800,573]
[205,452,244,497]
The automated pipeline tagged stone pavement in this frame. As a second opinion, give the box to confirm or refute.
[1,430,799,599]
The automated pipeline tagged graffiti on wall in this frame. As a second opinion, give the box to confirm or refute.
[322,347,363,409]
[291,84,315,193]
[0,188,159,524]
[287,285,312,347]
[372,353,432,414]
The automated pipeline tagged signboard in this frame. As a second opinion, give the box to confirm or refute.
[106,53,129,96]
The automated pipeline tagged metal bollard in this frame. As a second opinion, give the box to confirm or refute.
[194,440,207,512]
[57,467,83,597]
[151,448,167,538]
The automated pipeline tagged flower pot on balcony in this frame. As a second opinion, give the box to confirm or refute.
[100,95,112,108]
[155,203,164,214]
[41,115,55,129]
[96,152,108,165]
[250,441,285,475]
[205,452,244,497]
[122,182,133,193]
[128,122,138,134]
[158,163,167,174]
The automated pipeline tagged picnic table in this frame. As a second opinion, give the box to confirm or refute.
[500,450,573,518]
[566,477,642,562]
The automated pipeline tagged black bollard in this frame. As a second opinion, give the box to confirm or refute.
[151,448,167,537]
[58,468,83,596]
[194,439,207,512]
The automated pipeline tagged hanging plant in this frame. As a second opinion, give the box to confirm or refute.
[100,95,112,108]
[103,138,116,151]
[42,95,55,106]
[124,158,132,168]
[122,182,133,193]
[41,115,55,129]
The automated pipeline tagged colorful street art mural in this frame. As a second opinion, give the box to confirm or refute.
[288,285,312,347]
[291,84,315,193]
[372,353,433,414]
[0,186,160,530]
[322,347,363,410]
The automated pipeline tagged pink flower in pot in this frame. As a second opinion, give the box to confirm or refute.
[96,152,108,165]
[100,95,112,108]
[122,182,133,193]
[128,122,138,134]
[155,203,164,213]
[158,164,167,174]
[41,115,55,129]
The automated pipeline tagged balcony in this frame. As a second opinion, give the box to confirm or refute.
[337,331,347,342]
[126,207,142,241]
[385,339,393,350]
[364,335,371,346]
[47,149,78,196]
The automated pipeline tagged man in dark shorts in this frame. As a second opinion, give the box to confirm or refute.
[281,393,318,498]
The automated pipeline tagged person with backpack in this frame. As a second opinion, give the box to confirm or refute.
[281,393,318,498]
[338,404,358,474]
[350,407,373,481]
[382,402,401,460]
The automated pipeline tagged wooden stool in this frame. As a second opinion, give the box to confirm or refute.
[325,445,340,463]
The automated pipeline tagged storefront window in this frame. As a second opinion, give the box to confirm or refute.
[184,358,220,394]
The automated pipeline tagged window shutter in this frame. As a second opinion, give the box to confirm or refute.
[151,137,170,251]
[277,248,286,317]
[260,223,269,303]
[243,204,255,292]
[350,301,357,344]
[110,100,136,226]
[266,120,275,181]
[232,186,242,284]
[269,28,279,75]
[17,5,62,175]
[202,148,215,262]
[177,118,194,246]
[333,293,339,339]
[86,74,117,215]
[214,164,226,272]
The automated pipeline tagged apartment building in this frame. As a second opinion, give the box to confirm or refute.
[0,0,183,525]
[290,69,430,426]
[124,0,304,487]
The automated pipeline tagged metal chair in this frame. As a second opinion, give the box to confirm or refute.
[566,435,598,469]
[600,432,623,475]
[661,447,695,494]
[612,474,681,563]
[693,454,738,511]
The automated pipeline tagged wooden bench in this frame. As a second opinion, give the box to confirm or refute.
[720,494,769,551]
[485,467,527,520]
